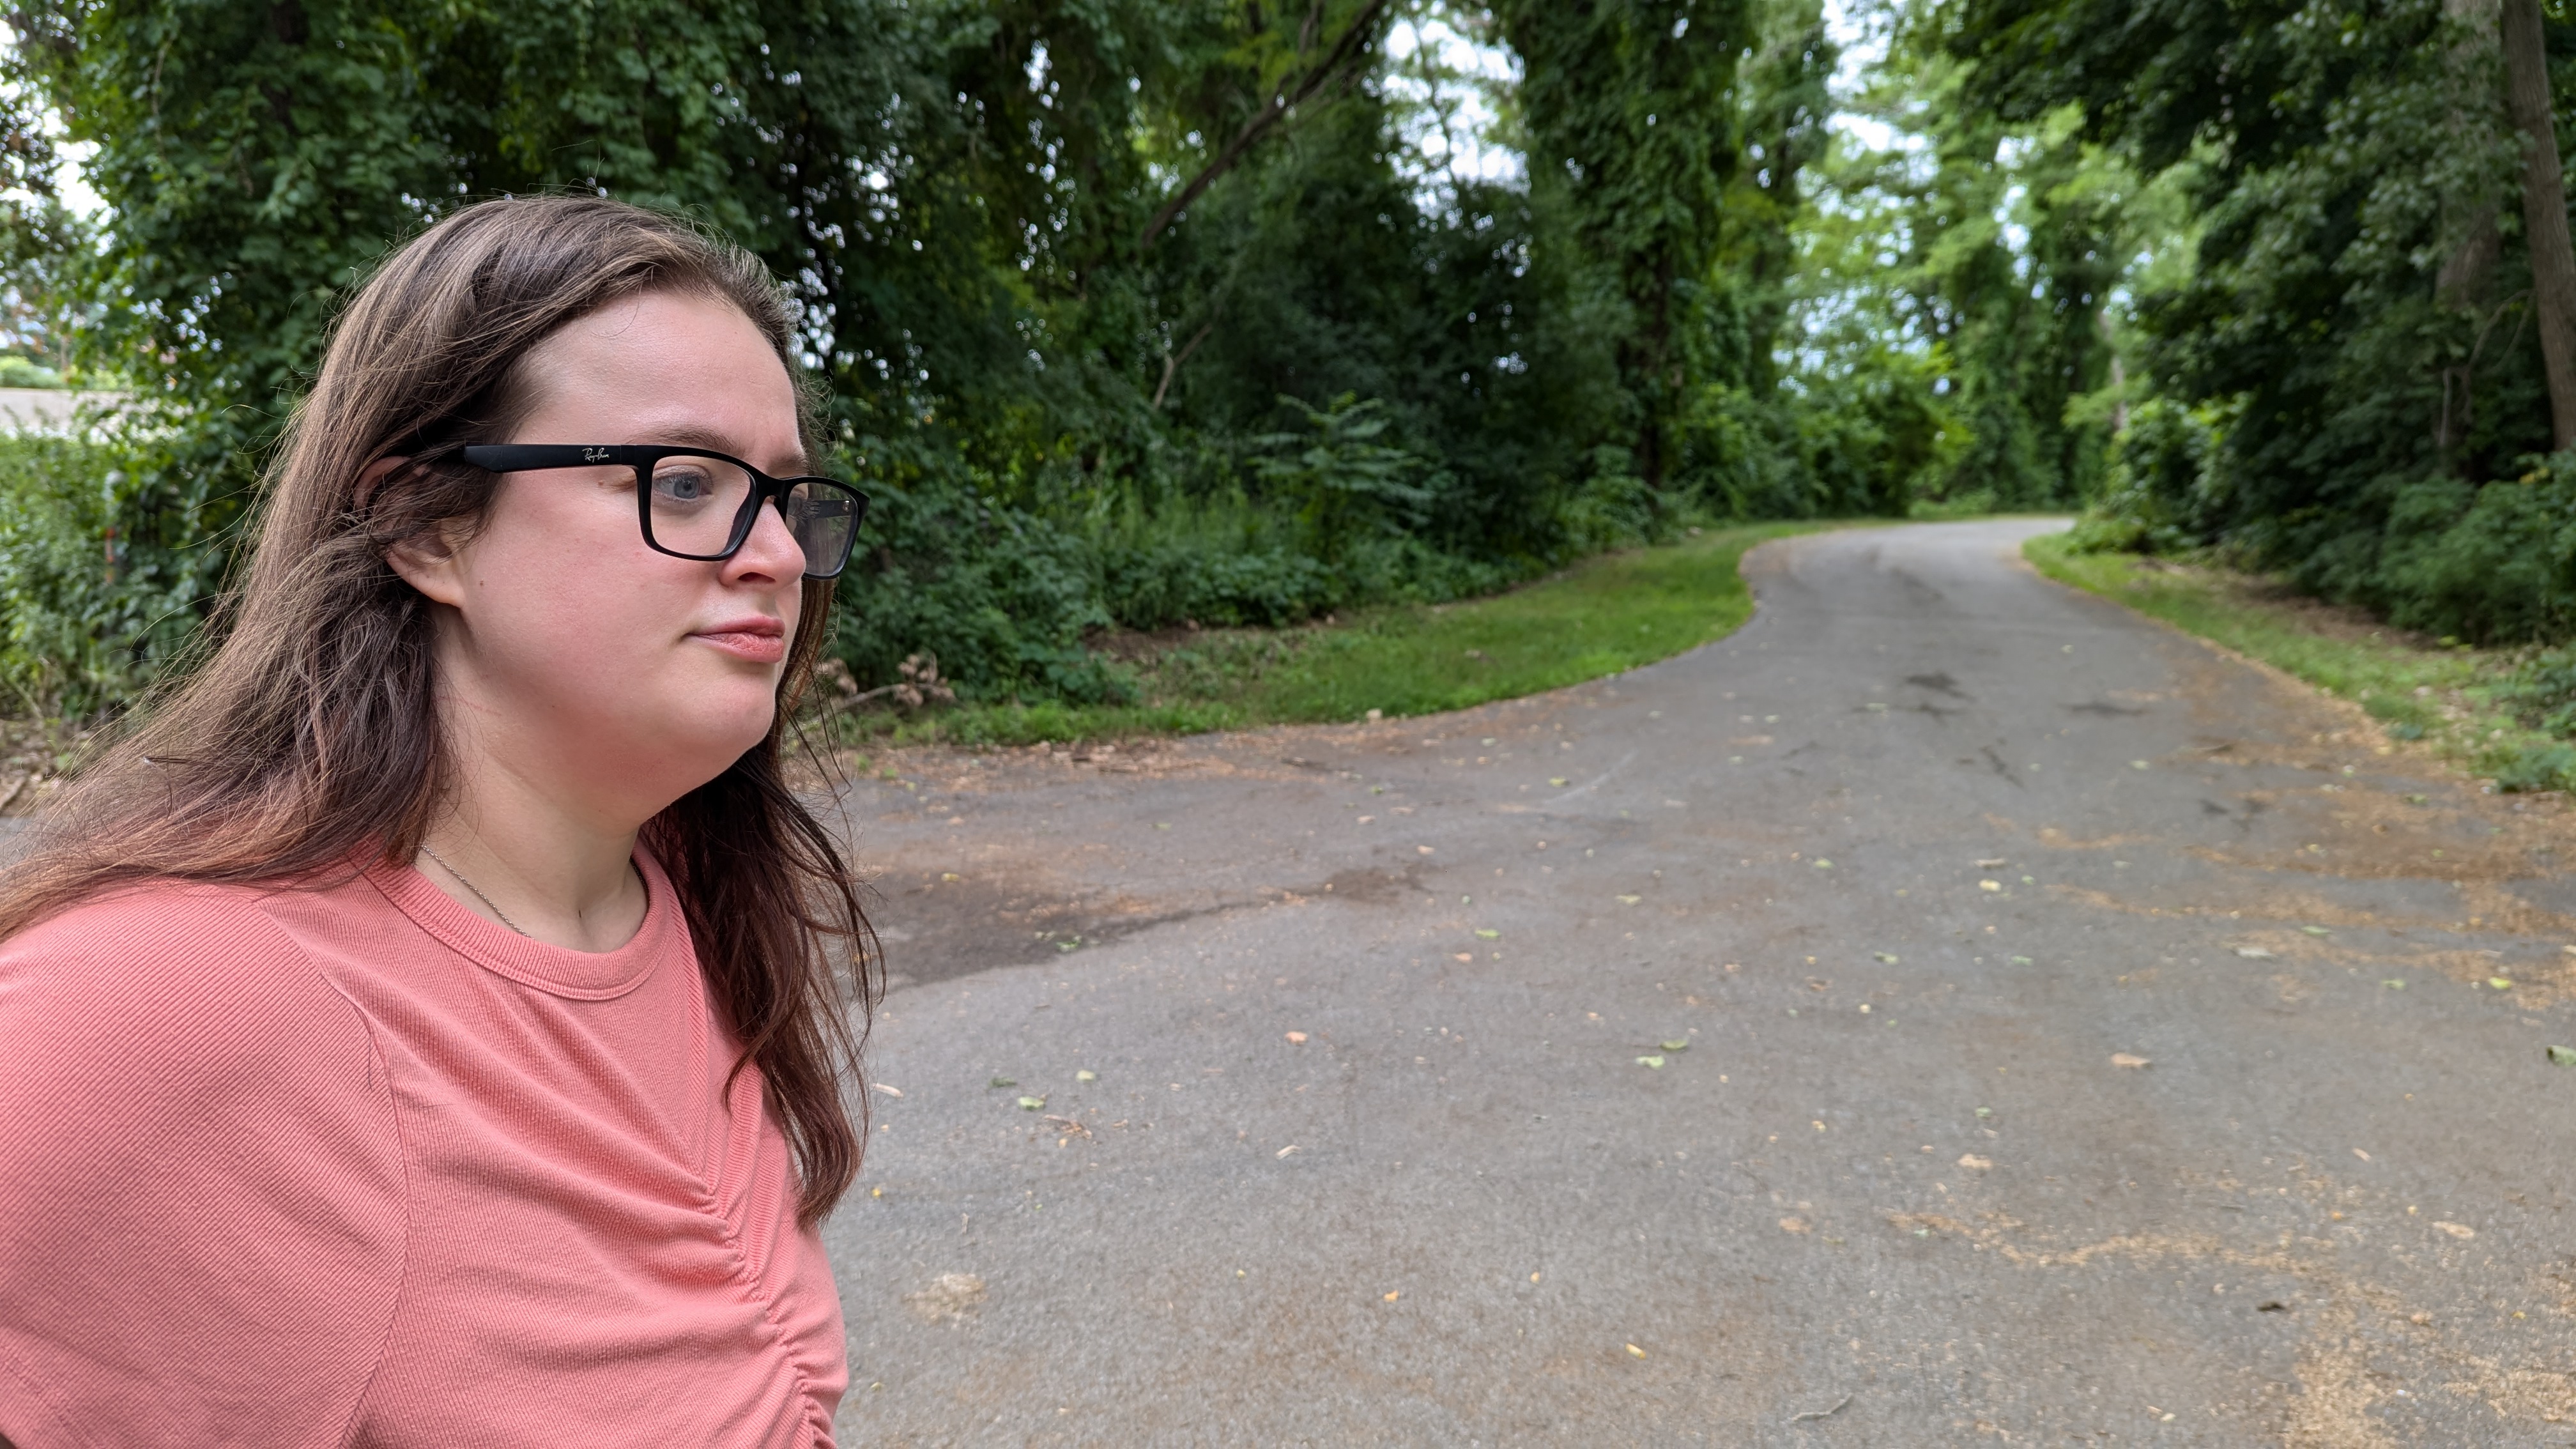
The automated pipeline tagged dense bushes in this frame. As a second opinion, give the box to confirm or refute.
[0,425,217,717]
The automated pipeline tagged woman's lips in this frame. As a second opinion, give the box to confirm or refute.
[693,619,786,664]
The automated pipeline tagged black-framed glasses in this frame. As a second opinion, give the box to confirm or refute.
[460,445,870,581]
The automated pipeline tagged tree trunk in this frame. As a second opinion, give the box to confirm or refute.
[2440,0,2503,314]
[2503,0,2576,448]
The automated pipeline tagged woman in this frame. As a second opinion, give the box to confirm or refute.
[0,197,875,1446]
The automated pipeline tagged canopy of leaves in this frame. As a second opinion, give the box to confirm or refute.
[20,0,2554,712]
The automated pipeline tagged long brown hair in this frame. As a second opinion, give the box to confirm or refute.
[0,195,875,1223]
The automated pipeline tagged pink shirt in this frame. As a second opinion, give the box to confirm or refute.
[0,855,847,1448]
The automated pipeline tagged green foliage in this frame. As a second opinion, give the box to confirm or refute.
[0,430,207,716]
[1497,0,1749,490]
[0,358,65,388]
[834,517,1848,744]
[2493,740,2576,792]
[1248,394,1443,555]
[1955,0,2576,648]
[1235,518,1830,720]
[0,0,2119,726]
[2504,643,2576,735]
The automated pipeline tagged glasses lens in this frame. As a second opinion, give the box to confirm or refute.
[643,455,756,557]
[783,481,861,576]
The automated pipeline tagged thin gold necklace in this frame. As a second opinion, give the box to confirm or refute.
[417,842,530,937]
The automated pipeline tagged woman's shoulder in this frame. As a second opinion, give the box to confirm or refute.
[0,876,367,1076]
[0,876,410,1449]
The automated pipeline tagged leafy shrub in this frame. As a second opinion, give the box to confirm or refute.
[1555,447,1657,555]
[2062,400,2223,555]
[1246,395,1444,558]
[0,427,214,717]
[0,357,67,388]
[2500,643,2576,737]
[2373,464,2576,643]
[2494,741,2576,793]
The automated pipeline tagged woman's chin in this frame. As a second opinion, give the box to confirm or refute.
[646,707,781,792]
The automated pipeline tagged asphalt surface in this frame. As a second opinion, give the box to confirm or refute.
[822,519,2576,1447]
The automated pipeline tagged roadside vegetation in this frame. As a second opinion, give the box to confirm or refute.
[2026,533,2576,792]
[822,519,1844,747]
[4,0,2576,749]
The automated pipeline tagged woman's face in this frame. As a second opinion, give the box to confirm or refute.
[399,289,810,824]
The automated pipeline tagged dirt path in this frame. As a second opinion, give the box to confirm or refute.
[824,519,2576,1447]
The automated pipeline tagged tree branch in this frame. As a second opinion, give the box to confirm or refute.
[1138,0,1396,250]
[1152,318,1220,409]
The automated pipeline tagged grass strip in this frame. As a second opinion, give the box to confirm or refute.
[835,519,1861,748]
[2023,533,2554,785]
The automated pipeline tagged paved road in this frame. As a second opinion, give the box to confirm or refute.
[822,519,2576,1447]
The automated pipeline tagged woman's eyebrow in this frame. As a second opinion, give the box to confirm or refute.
[641,424,806,474]
[643,423,746,454]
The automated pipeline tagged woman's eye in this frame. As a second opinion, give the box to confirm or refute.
[654,468,715,503]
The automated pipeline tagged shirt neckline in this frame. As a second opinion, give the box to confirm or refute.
[365,849,677,1000]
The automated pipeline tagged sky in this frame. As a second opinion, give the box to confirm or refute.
[1383,13,1526,193]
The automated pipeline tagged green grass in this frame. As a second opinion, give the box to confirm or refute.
[2023,532,2556,783]
[831,519,1864,748]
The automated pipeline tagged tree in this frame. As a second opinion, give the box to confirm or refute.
[1498,0,1751,489]
[2503,0,2576,448]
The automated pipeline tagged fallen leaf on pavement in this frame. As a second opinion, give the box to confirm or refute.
[1284,1032,1307,1045]
[1017,1096,1046,1110]
[1976,857,2007,868]
[2547,1045,2576,1066]
[1453,953,1475,962]
[1077,1069,1098,1082]
[2234,947,2276,960]
[1874,952,1900,963]
[2382,979,2405,990]
[2352,1148,2371,1162]
[1659,1039,1689,1052]
[1958,1154,1992,1170]
[2112,1053,2150,1068]
[1813,859,1834,869]
[1617,894,1641,905]
[2301,926,2330,935]
[2009,955,2033,965]
[1383,1291,1400,1302]
[1475,928,1500,939]
[1636,1055,1666,1069]
[989,1077,1017,1089]
[1779,1216,1811,1234]
[1549,777,1568,787]
[2489,977,2514,990]
[1979,880,2002,892]
[2433,1220,2474,1240]
[1276,1145,1300,1158]
[1625,1343,1646,1359]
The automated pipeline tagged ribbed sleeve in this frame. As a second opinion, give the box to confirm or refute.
[0,887,408,1449]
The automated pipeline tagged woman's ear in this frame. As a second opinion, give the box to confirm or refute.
[364,456,470,609]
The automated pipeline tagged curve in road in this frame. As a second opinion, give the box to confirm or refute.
[827,519,2576,1446]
